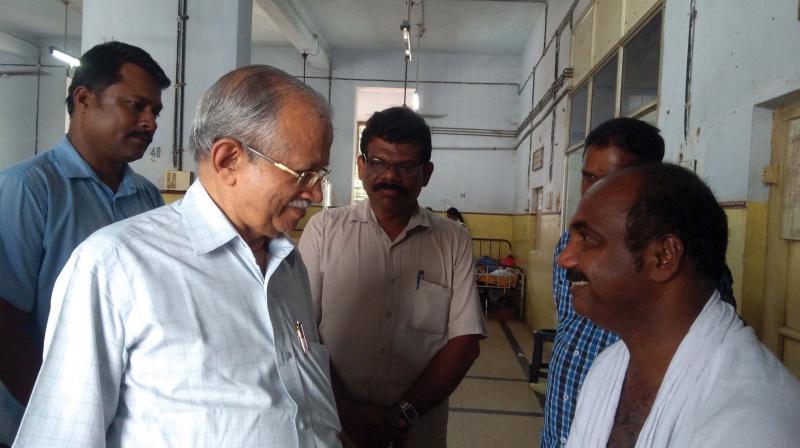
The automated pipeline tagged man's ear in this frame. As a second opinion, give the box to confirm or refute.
[72,86,93,113]
[209,139,246,186]
[421,161,434,187]
[648,234,684,283]
[356,154,366,182]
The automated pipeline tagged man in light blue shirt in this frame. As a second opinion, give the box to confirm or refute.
[0,41,170,445]
[14,65,342,447]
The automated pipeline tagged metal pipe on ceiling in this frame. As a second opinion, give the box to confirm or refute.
[172,0,188,170]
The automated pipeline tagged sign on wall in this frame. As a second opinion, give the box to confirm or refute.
[531,147,544,172]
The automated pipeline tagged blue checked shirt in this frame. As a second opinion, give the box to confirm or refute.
[540,231,736,448]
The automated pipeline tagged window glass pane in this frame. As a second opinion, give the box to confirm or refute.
[621,13,662,115]
[563,149,584,230]
[569,85,588,146]
[590,54,618,131]
[351,124,368,204]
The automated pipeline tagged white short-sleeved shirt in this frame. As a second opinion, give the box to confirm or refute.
[14,181,341,448]
[298,200,486,442]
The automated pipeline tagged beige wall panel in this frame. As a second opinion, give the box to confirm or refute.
[625,0,660,34]
[525,214,562,330]
[783,338,800,380]
[593,0,623,66]
[785,243,800,331]
[571,5,595,86]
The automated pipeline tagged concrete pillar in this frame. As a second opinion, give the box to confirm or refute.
[82,0,252,184]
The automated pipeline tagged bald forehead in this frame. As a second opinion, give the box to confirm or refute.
[582,169,642,211]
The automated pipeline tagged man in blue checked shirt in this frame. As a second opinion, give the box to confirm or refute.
[540,118,736,448]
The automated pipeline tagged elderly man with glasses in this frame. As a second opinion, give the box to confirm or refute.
[14,65,342,447]
[299,106,486,448]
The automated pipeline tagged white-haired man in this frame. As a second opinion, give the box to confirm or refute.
[14,66,341,447]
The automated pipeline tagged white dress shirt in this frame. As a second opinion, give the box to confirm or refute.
[13,181,341,448]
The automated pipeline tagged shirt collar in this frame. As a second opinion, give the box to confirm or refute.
[52,135,145,197]
[349,199,432,234]
[180,180,241,255]
[180,180,296,258]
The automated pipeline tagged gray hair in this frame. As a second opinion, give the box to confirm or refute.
[188,64,331,161]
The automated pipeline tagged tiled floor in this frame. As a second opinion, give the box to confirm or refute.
[447,318,544,447]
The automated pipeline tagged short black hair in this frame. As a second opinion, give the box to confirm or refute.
[66,41,170,115]
[446,207,465,222]
[585,117,664,163]
[622,163,727,284]
[360,106,432,162]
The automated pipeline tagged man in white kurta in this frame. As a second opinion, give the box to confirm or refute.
[14,65,341,447]
[567,291,800,448]
[556,163,800,448]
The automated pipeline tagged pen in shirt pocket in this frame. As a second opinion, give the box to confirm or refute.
[294,320,309,355]
[416,270,424,290]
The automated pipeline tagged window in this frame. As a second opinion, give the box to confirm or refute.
[351,122,368,204]
[569,85,589,147]
[621,13,662,115]
[590,55,618,131]
[562,149,584,229]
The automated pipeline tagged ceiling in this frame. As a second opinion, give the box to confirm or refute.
[1,0,545,56]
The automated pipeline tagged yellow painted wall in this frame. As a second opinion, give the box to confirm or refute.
[724,207,746,313]
[461,213,513,242]
[525,213,562,331]
[741,202,769,336]
[511,214,535,264]
[162,191,185,204]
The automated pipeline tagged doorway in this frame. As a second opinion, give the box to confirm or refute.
[762,101,800,378]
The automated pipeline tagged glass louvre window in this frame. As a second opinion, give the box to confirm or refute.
[590,55,618,131]
[563,149,584,226]
[621,13,662,115]
[569,85,589,147]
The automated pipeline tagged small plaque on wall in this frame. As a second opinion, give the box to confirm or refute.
[531,147,544,172]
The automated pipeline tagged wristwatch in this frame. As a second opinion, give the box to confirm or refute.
[397,400,419,425]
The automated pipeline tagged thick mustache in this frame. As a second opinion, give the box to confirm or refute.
[567,269,588,283]
[126,131,153,144]
[373,183,408,194]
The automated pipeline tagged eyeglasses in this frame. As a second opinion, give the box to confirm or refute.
[362,155,425,177]
[243,144,330,188]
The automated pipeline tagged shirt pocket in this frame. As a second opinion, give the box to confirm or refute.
[411,279,453,335]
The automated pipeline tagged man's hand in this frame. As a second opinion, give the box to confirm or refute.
[339,400,408,447]
[0,298,41,405]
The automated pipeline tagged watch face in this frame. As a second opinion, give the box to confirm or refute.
[400,402,419,422]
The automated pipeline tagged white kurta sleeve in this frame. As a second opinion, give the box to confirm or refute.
[14,241,129,447]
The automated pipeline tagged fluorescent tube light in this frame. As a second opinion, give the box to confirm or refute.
[411,92,420,111]
[49,47,80,67]
[401,21,412,61]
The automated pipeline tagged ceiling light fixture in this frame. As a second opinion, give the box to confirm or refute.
[401,20,412,61]
[50,1,79,68]
[49,47,80,67]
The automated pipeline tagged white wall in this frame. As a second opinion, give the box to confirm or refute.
[659,0,800,202]
[513,2,578,216]
[0,51,38,168]
[252,45,521,213]
[0,35,77,169]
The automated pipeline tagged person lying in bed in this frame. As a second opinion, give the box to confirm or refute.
[557,163,800,448]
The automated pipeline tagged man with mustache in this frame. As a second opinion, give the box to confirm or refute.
[561,164,800,447]
[540,118,736,448]
[299,106,486,447]
[0,41,169,446]
[14,65,341,447]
